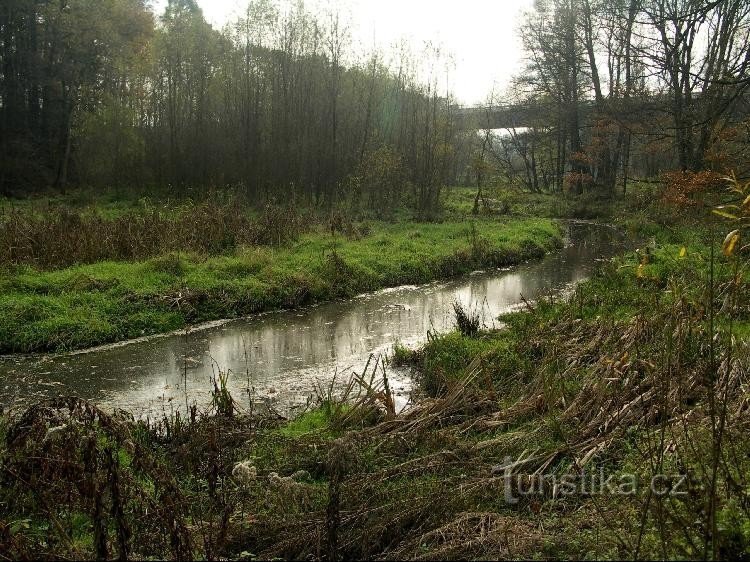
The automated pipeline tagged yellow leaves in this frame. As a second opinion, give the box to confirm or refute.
[679,247,687,258]
[722,230,741,258]
[712,206,740,220]
[636,263,645,278]
[714,175,748,259]
[725,172,744,194]
[723,172,750,196]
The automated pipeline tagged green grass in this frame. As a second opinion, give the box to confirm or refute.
[415,331,521,396]
[441,184,628,220]
[0,217,561,353]
[1,189,153,219]
[276,406,338,438]
[4,193,750,560]
[394,220,750,558]
[410,218,748,396]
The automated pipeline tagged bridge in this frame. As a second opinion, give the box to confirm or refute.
[455,93,750,130]
[453,103,553,130]
[453,99,620,129]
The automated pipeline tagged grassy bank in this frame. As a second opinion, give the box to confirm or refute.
[0,180,667,355]
[0,217,561,353]
[441,183,651,220]
[2,218,749,560]
[390,222,750,559]
[2,181,750,559]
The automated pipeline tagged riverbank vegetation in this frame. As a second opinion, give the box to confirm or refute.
[2,0,750,559]
[2,199,749,559]
[0,172,691,354]
[1,0,748,357]
[0,206,561,353]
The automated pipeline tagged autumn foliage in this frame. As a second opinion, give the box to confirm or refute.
[564,171,595,193]
[660,170,725,207]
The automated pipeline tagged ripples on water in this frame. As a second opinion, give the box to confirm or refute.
[0,222,628,417]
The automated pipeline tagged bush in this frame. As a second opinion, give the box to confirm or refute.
[661,170,725,207]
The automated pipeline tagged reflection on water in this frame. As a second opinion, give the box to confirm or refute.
[0,222,628,417]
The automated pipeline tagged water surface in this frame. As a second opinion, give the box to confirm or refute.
[0,222,628,417]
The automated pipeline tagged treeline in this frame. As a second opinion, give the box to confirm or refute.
[0,0,460,214]
[474,0,750,195]
[5,0,749,209]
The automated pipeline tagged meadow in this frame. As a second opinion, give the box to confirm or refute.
[0,189,562,352]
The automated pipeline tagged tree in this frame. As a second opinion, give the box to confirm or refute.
[1,0,465,214]
[645,0,750,171]
[0,0,152,193]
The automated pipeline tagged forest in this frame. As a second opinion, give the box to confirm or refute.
[1,0,750,560]
[3,0,747,208]
[2,0,461,214]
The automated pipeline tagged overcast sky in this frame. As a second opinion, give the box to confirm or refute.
[150,0,534,106]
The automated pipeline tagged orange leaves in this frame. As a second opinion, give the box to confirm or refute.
[563,171,595,193]
[570,151,594,167]
[661,170,725,207]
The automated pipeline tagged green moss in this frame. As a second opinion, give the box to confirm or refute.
[277,408,335,438]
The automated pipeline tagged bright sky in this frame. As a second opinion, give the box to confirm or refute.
[151,0,534,105]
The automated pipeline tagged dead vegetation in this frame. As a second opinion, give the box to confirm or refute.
[0,200,304,270]
[1,248,749,560]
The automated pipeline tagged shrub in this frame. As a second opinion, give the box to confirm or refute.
[452,300,480,338]
[0,200,305,270]
[661,170,725,207]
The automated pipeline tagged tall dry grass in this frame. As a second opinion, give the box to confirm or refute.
[0,201,304,270]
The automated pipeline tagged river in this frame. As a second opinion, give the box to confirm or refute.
[0,221,629,418]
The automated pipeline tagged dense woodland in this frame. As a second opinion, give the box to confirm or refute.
[1,0,459,214]
[1,0,750,213]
